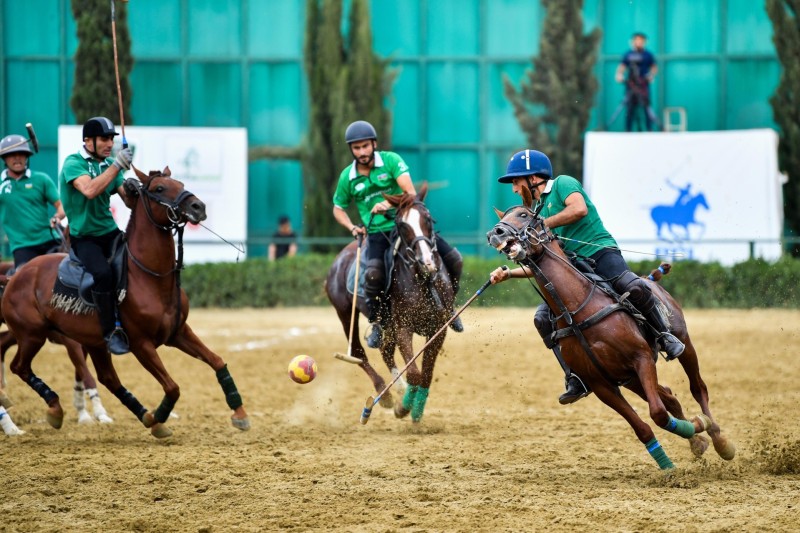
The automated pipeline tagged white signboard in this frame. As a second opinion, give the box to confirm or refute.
[583,129,785,265]
[58,126,248,263]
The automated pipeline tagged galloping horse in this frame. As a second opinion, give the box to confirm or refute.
[1,167,249,437]
[486,186,734,469]
[651,193,709,241]
[326,184,455,422]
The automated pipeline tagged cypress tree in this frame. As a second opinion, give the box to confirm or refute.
[767,0,800,255]
[70,0,133,126]
[503,0,601,179]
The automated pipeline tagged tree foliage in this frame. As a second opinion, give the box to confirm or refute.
[503,0,601,180]
[302,0,395,248]
[767,0,800,254]
[70,0,133,126]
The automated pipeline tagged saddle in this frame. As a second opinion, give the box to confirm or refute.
[345,238,397,299]
[50,234,129,314]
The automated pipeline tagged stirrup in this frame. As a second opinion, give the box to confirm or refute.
[105,327,130,355]
[365,323,383,349]
[659,333,685,361]
[559,374,590,405]
[449,315,464,333]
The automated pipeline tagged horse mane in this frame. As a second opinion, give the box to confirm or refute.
[385,182,429,215]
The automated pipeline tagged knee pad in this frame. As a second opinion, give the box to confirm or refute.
[613,270,652,309]
[364,259,385,297]
[442,249,462,291]
[533,303,556,348]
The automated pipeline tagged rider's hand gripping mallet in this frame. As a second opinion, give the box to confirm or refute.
[334,233,365,364]
[359,270,504,425]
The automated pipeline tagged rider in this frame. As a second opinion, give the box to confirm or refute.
[58,117,134,355]
[489,149,685,404]
[332,120,463,349]
[0,133,66,270]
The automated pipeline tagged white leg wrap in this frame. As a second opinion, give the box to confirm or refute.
[391,367,408,393]
[88,389,113,423]
[0,406,25,436]
[73,381,86,411]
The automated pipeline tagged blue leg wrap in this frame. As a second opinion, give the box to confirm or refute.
[113,386,148,421]
[153,395,177,424]
[410,387,430,422]
[27,374,59,405]
[402,384,419,411]
[662,414,695,439]
[216,365,243,409]
[645,437,675,469]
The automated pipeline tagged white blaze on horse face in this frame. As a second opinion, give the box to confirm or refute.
[405,208,436,273]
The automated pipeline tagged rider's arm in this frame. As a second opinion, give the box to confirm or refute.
[544,192,587,230]
[71,164,124,199]
[647,63,658,82]
[51,200,66,225]
[333,205,363,237]
[490,264,533,284]
[372,172,415,214]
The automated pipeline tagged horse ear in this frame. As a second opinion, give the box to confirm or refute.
[417,182,428,202]
[521,184,533,209]
[163,166,171,177]
[493,207,504,220]
[134,166,148,182]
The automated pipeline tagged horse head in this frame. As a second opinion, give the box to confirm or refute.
[385,183,438,275]
[487,186,552,263]
[130,166,207,229]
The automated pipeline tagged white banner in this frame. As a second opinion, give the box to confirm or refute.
[583,129,785,265]
[58,126,248,263]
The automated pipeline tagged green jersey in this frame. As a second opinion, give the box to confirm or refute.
[0,169,60,252]
[332,151,409,234]
[59,147,124,238]
[536,175,618,259]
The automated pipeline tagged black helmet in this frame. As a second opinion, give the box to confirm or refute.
[82,117,118,139]
[0,134,33,158]
[345,121,377,144]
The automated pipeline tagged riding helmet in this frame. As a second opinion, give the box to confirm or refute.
[0,134,33,158]
[497,149,553,183]
[345,121,377,144]
[82,117,118,139]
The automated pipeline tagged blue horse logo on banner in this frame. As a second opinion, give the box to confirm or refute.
[650,182,710,242]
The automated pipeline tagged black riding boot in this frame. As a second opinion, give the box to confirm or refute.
[442,249,464,333]
[365,295,383,349]
[552,346,591,405]
[645,307,685,361]
[92,290,129,355]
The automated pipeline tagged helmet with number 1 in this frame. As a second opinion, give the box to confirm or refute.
[344,121,377,144]
[0,134,34,159]
[497,149,552,183]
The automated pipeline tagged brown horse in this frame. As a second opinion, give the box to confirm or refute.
[1,167,249,438]
[486,186,735,469]
[326,184,455,422]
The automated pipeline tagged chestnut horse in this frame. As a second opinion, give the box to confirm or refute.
[486,186,735,469]
[1,167,249,438]
[326,185,455,422]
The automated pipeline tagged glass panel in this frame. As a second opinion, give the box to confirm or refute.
[4,0,61,55]
[426,0,479,56]
[188,63,242,126]
[486,0,541,57]
[665,0,720,54]
[602,0,659,55]
[727,0,774,54]
[389,62,419,146]
[248,1,303,58]
[249,63,304,145]
[664,60,719,131]
[131,62,183,126]
[6,61,61,146]
[188,0,242,57]
[425,150,480,233]
[488,62,528,145]
[426,62,479,143]
[371,0,419,57]
[130,0,181,57]
[726,60,779,129]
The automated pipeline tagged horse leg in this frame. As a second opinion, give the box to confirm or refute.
[591,383,675,470]
[0,328,16,389]
[334,304,391,404]
[380,334,406,395]
[0,405,24,436]
[167,324,249,431]
[676,338,736,460]
[409,333,446,423]
[10,334,64,429]
[393,329,419,420]
[63,340,113,424]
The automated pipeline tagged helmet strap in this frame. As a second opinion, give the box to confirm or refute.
[85,137,104,161]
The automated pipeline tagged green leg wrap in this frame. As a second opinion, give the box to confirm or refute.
[645,437,675,469]
[410,387,430,422]
[661,414,695,439]
[402,384,419,411]
[216,364,243,410]
[153,395,177,424]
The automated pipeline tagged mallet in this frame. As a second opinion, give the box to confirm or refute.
[111,0,128,148]
[359,270,504,425]
[334,233,365,364]
[1,123,39,154]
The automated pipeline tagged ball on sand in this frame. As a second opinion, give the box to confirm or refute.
[288,355,317,384]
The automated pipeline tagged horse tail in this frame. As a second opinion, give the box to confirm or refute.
[647,262,672,282]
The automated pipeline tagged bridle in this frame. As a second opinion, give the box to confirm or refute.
[394,200,438,269]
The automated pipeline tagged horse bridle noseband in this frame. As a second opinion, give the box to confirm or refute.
[395,201,438,267]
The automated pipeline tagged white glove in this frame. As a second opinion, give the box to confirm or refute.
[113,148,133,170]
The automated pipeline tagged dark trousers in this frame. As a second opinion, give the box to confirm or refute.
[12,239,62,269]
[70,229,122,292]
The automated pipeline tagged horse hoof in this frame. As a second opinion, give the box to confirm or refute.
[46,407,64,429]
[150,423,173,439]
[693,414,712,433]
[231,416,251,431]
[689,434,710,457]
[96,413,114,424]
[141,412,156,428]
[379,393,394,409]
[77,409,94,425]
[394,404,410,419]
[0,391,13,409]
[713,436,736,460]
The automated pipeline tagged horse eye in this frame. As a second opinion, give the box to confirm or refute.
[155,186,165,193]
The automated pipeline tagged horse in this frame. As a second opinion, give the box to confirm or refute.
[1,166,249,438]
[486,186,734,469]
[0,232,114,428]
[325,184,455,422]
[651,193,709,241]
